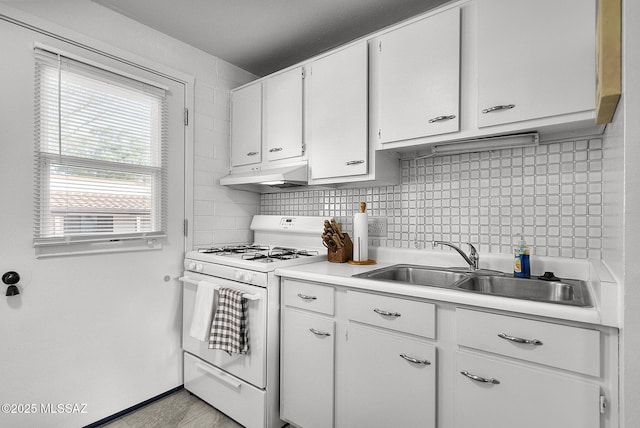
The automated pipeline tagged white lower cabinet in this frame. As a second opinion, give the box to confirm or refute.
[345,324,436,428]
[280,279,617,428]
[281,308,335,428]
[455,352,600,428]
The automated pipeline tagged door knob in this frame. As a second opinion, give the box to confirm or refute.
[2,271,20,296]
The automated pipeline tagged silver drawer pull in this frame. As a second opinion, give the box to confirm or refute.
[297,293,317,301]
[309,328,331,337]
[428,114,456,123]
[345,160,365,166]
[498,333,543,346]
[246,151,259,156]
[373,308,401,318]
[400,353,431,365]
[269,147,283,152]
[460,370,500,384]
[481,104,515,114]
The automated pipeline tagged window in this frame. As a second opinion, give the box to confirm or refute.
[33,47,168,252]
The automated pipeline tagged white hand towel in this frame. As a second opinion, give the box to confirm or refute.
[189,281,217,341]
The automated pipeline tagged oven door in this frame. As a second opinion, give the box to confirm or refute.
[182,272,268,388]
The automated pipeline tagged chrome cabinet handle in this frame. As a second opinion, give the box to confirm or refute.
[269,147,283,152]
[481,104,515,114]
[460,370,500,384]
[428,115,456,123]
[297,293,317,300]
[309,328,331,337]
[246,151,259,156]
[498,333,543,346]
[345,160,365,166]
[373,308,401,318]
[400,353,431,365]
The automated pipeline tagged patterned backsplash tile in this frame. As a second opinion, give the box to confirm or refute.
[260,138,603,259]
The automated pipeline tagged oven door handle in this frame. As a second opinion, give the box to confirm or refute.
[179,276,261,301]
[194,362,242,390]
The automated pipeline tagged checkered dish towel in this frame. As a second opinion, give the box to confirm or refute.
[209,288,249,354]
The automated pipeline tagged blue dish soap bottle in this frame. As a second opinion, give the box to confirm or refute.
[514,235,530,278]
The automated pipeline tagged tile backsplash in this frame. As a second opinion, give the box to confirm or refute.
[260,138,603,259]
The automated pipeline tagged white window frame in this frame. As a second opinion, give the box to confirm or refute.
[33,45,169,257]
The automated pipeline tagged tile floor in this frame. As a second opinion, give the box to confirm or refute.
[96,389,243,428]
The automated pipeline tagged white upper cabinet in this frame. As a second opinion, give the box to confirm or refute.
[230,81,262,167]
[263,66,304,162]
[376,7,461,144]
[307,42,368,179]
[477,0,596,128]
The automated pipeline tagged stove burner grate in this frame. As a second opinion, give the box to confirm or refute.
[240,247,320,263]
[198,244,270,255]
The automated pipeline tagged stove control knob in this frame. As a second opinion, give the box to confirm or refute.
[243,273,253,282]
[235,271,243,280]
[187,261,196,271]
[195,263,204,272]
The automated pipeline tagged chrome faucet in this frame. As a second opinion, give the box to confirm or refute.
[432,241,479,271]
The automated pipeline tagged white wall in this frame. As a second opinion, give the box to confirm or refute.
[620,0,640,426]
[602,0,640,426]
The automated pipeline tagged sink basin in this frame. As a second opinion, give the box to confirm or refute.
[352,264,593,307]
[352,264,470,288]
[455,275,593,307]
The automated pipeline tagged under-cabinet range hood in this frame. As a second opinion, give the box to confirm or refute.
[219,164,308,192]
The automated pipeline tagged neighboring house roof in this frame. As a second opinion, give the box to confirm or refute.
[50,191,151,212]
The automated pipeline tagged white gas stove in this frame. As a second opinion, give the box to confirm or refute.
[185,215,327,274]
[181,215,327,428]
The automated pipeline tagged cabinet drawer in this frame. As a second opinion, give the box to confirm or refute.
[347,290,436,339]
[283,280,335,315]
[184,352,265,428]
[456,308,600,376]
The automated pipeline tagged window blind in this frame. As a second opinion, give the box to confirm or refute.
[33,47,168,247]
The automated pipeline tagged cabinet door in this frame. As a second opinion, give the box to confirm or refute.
[281,308,334,428]
[455,352,600,428]
[307,42,368,179]
[345,324,436,428]
[263,67,304,162]
[477,0,595,127]
[377,7,460,144]
[230,82,262,167]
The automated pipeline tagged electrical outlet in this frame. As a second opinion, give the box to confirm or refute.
[368,217,387,237]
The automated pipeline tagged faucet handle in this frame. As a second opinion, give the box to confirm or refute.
[466,243,479,269]
[466,243,478,255]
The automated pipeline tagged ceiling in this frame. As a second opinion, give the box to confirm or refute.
[92,0,448,77]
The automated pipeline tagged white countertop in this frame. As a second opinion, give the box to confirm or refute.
[275,247,620,328]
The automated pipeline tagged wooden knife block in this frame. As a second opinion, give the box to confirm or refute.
[328,233,353,263]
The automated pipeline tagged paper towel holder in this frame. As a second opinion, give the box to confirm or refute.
[348,201,376,265]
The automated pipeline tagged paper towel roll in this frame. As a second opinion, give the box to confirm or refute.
[353,212,368,262]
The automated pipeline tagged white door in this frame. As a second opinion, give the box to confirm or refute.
[345,324,437,428]
[477,0,595,127]
[0,20,186,428]
[263,67,304,162]
[231,82,262,167]
[307,42,368,179]
[281,308,335,428]
[455,352,600,428]
[377,7,461,143]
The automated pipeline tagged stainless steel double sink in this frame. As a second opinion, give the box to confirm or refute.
[352,264,593,307]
